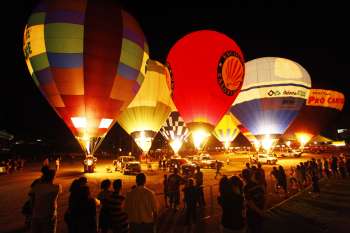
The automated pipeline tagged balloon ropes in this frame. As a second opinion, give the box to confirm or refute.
[160,111,190,154]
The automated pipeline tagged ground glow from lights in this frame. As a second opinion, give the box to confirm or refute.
[192,129,210,150]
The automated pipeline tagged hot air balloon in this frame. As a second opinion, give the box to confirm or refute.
[230,57,311,151]
[117,60,173,153]
[159,111,190,154]
[284,89,345,147]
[23,0,149,156]
[212,112,240,150]
[166,30,244,150]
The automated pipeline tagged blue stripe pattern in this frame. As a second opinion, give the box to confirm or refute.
[117,63,139,80]
[48,53,83,68]
[230,97,305,136]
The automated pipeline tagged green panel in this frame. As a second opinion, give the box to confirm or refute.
[45,23,84,53]
[28,13,46,27]
[45,38,83,53]
[29,53,49,71]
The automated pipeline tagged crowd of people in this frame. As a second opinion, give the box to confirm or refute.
[21,153,350,233]
[0,157,25,174]
[24,165,157,233]
[217,155,350,233]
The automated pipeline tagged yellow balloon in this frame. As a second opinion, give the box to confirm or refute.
[117,60,173,152]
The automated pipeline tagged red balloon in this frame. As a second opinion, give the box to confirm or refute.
[166,30,244,132]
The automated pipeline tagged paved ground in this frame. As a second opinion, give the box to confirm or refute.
[0,152,335,233]
[264,177,350,233]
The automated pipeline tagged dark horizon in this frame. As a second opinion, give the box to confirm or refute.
[1,1,349,153]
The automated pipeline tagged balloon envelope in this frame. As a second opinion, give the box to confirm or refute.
[166,30,244,149]
[230,57,311,138]
[117,60,173,152]
[23,0,149,155]
[284,89,345,142]
[160,111,190,154]
[212,113,240,149]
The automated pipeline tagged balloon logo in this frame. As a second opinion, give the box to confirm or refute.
[217,51,244,95]
[23,0,149,156]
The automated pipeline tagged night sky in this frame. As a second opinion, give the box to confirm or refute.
[1,1,349,152]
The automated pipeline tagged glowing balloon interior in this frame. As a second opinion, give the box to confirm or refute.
[117,60,173,152]
[284,89,345,142]
[23,0,149,156]
[231,57,311,138]
[212,113,240,149]
[160,111,190,154]
[166,30,245,150]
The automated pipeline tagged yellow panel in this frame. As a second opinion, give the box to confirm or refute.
[213,113,240,142]
[128,60,172,108]
[118,103,171,134]
[25,25,46,58]
[120,39,144,70]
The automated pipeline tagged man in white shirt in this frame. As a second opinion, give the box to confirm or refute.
[124,173,157,233]
[30,169,61,233]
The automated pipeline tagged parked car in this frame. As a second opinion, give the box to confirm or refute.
[167,158,197,175]
[113,156,138,172]
[250,153,277,165]
[192,153,223,169]
[122,161,141,175]
[280,149,302,158]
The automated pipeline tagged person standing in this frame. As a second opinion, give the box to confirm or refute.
[331,156,339,177]
[194,167,205,207]
[167,168,183,210]
[242,169,265,233]
[215,160,223,179]
[124,173,157,233]
[97,179,112,233]
[43,158,49,168]
[106,179,129,233]
[55,158,60,171]
[183,178,198,226]
[323,158,331,178]
[163,174,169,208]
[70,185,97,233]
[218,176,246,233]
[30,169,61,233]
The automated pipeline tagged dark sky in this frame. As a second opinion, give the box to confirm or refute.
[1,1,349,150]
